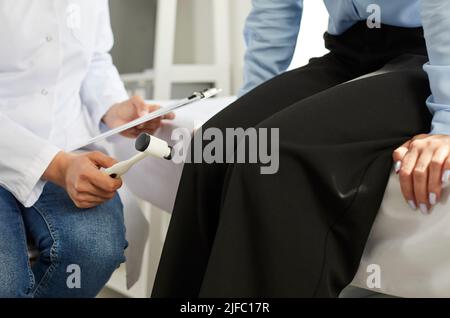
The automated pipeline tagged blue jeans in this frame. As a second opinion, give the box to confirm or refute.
[0,182,127,298]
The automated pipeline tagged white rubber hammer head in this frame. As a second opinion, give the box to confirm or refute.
[135,133,173,160]
[105,133,173,179]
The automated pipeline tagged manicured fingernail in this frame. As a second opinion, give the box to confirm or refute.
[442,170,450,185]
[429,192,437,206]
[394,161,401,173]
[408,200,417,210]
[419,203,429,215]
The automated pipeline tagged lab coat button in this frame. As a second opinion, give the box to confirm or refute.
[46,35,53,42]
[41,89,48,96]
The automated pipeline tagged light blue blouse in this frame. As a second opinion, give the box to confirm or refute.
[240,0,450,135]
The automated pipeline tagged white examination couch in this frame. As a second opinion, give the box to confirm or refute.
[110,97,450,298]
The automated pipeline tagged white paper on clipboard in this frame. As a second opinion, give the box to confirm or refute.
[69,88,221,151]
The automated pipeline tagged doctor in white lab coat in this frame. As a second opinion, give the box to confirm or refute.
[0,0,171,298]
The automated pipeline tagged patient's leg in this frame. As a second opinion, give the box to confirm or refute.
[153,54,431,298]
[152,54,361,297]
[198,55,432,297]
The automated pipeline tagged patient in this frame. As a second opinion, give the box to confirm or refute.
[0,1,172,297]
[152,1,450,297]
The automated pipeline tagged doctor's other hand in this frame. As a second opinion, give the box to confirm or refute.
[102,95,175,138]
[393,134,450,214]
[43,151,122,209]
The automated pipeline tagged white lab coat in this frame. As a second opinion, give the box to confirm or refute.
[0,0,128,207]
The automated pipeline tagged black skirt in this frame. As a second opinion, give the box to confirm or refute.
[152,22,432,298]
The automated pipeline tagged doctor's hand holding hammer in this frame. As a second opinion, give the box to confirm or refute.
[42,96,174,209]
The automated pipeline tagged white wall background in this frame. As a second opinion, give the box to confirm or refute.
[289,0,329,69]
[170,0,329,94]
[110,0,330,96]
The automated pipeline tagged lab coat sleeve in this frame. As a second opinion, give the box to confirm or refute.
[80,0,128,132]
[0,113,61,207]
[239,0,303,96]
[421,0,450,135]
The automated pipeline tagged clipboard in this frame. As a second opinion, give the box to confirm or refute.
[69,88,221,151]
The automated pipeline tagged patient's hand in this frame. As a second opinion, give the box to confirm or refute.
[102,96,175,138]
[43,151,122,209]
[393,134,450,214]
